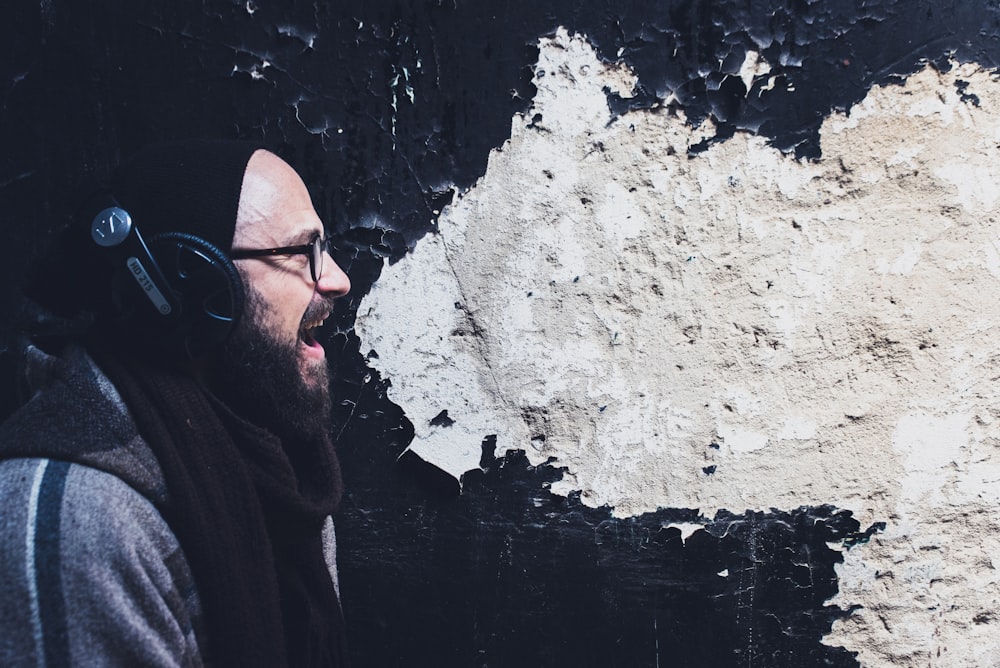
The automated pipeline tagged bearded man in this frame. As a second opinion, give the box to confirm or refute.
[0,141,353,667]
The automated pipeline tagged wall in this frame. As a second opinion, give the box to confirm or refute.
[357,28,1000,665]
[5,2,1000,666]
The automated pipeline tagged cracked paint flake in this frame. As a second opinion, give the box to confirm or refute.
[357,28,1000,667]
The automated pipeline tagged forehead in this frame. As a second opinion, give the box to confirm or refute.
[232,150,324,248]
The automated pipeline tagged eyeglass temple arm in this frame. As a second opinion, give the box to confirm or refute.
[230,243,313,259]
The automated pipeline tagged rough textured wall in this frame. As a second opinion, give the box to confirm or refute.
[6,1,1000,666]
[357,30,1000,667]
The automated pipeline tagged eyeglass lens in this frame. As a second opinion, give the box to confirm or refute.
[311,235,325,282]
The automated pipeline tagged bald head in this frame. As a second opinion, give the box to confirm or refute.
[234,150,324,251]
[228,149,350,387]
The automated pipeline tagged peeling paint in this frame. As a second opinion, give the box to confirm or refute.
[358,30,1000,666]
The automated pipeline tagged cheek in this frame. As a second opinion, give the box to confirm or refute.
[277,293,308,335]
[249,276,310,336]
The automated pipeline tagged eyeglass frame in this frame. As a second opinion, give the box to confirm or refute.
[230,232,334,283]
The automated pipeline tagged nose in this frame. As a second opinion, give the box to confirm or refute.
[316,249,351,297]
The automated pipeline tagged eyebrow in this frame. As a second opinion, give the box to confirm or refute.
[285,228,323,245]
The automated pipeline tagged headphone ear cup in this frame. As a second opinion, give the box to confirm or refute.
[147,232,244,358]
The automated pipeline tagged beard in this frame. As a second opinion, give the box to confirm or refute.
[213,285,333,445]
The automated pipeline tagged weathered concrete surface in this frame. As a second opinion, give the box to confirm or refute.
[356,29,1000,666]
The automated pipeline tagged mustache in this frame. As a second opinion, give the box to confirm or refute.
[301,294,336,328]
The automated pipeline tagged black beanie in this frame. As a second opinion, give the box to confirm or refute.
[27,140,264,318]
[111,140,263,252]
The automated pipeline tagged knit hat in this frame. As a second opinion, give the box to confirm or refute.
[27,140,263,319]
[111,140,263,252]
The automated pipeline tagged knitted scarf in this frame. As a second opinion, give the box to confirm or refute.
[93,347,348,667]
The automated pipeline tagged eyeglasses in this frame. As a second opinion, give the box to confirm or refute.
[230,232,333,283]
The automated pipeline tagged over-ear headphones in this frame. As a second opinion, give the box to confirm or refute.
[88,196,244,359]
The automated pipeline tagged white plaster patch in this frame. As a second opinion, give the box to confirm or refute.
[717,423,769,455]
[354,232,518,478]
[596,181,647,249]
[356,32,1000,667]
[739,50,771,95]
[664,522,704,544]
[935,161,1000,211]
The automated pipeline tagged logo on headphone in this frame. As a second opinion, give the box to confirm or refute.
[125,256,172,315]
[90,206,175,316]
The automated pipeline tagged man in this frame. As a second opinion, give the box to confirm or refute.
[0,141,352,667]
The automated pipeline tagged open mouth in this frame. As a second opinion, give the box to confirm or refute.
[299,313,329,353]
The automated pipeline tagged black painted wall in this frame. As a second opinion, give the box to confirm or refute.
[3,1,995,665]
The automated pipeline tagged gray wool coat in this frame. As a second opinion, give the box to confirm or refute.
[0,346,340,667]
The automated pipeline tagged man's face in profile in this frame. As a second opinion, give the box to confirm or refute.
[217,283,334,443]
[214,149,351,441]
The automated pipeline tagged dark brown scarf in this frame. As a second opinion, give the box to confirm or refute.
[93,347,348,667]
